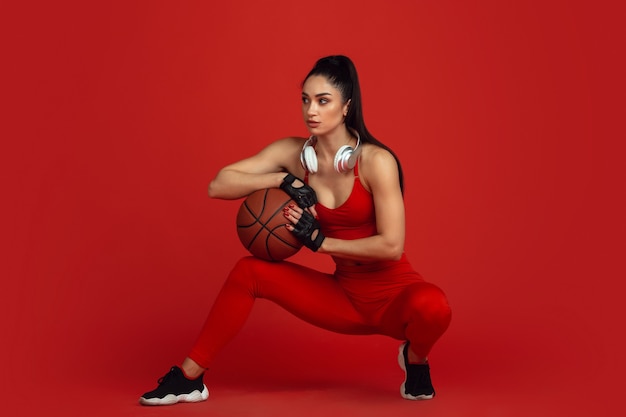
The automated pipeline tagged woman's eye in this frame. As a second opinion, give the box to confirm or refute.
[302,97,309,104]
[319,98,328,104]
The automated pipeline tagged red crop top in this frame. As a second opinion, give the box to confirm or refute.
[305,163,377,240]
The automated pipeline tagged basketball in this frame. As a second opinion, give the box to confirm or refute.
[236,188,303,261]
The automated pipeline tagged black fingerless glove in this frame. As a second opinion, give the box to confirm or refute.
[291,210,325,252]
[280,173,318,209]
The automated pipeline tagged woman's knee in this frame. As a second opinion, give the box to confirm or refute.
[230,256,262,274]
[408,283,452,324]
[226,256,294,293]
[225,256,266,290]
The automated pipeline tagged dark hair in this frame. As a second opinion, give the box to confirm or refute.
[302,55,405,192]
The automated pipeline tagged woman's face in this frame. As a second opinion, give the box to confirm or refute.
[301,75,350,136]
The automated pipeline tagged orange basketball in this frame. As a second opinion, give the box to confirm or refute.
[236,188,303,261]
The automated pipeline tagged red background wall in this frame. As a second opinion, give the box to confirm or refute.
[1,1,623,416]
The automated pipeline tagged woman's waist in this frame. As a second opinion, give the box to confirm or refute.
[333,253,415,274]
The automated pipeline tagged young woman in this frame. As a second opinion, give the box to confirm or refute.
[139,55,452,405]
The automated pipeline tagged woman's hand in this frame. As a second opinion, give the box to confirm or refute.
[280,173,319,218]
[283,203,325,252]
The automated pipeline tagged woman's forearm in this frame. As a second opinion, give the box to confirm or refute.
[319,234,404,262]
[208,170,286,200]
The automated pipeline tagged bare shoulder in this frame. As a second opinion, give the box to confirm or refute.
[278,136,307,148]
[262,136,308,174]
[358,143,400,191]
[360,143,396,164]
[261,136,305,155]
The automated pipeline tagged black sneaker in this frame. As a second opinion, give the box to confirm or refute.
[397,342,435,400]
[139,366,209,406]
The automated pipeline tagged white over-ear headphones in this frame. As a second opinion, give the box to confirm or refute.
[300,129,362,174]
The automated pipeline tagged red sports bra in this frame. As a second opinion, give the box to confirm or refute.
[305,162,377,240]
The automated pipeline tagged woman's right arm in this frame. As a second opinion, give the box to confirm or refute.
[208,137,303,200]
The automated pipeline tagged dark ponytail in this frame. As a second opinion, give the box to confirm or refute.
[302,55,405,192]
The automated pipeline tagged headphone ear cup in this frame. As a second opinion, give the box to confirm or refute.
[302,145,319,173]
[334,145,353,173]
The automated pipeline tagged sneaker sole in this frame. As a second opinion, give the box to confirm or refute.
[139,384,209,406]
[397,343,434,401]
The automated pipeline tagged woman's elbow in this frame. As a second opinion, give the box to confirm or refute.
[389,248,404,261]
[207,179,223,199]
[384,241,404,261]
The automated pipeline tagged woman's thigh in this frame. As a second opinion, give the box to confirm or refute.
[230,257,376,335]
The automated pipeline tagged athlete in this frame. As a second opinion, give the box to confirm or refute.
[139,55,452,405]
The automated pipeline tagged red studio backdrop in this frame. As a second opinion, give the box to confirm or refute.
[1,1,624,416]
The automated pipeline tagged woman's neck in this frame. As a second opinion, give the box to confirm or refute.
[314,127,355,155]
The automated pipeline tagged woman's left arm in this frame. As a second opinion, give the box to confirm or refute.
[318,148,406,261]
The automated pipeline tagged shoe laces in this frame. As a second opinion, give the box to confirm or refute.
[157,367,177,385]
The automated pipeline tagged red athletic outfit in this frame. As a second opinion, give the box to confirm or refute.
[189,163,451,368]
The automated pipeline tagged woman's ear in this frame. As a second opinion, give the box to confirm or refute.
[343,99,351,117]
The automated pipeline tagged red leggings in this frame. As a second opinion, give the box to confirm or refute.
[189,256,451,368]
